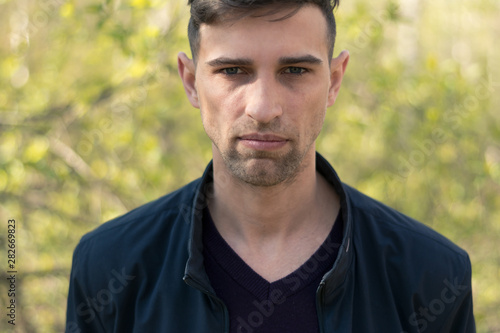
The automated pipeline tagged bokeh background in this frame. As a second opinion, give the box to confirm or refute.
[0,0,498,331]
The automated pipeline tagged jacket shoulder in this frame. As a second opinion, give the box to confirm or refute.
[66,179,204,332]
[344,183,472,291]
[71,177,203,274]
[343,185,475,331]
[344,184,469,259]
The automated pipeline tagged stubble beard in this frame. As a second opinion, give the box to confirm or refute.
[206,116,322,187]
[220,142,310,187]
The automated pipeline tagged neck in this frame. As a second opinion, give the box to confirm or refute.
[208,148,339,245]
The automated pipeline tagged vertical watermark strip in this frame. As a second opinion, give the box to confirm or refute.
[6,219,17,326]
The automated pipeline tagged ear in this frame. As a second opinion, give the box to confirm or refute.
[327,50,350,107]
[178,52,200,108]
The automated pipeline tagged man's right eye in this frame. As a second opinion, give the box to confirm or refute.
[221,67,241,75]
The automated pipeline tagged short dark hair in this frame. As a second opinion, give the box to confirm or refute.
[187,0,340,63]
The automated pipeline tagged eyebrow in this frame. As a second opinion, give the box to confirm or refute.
[278,55,323,66]
[206,57,253,67]
[205,54,323,67]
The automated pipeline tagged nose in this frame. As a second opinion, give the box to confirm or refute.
[244,75,283,124]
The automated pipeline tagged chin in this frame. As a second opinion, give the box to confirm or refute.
[225,154,303,187]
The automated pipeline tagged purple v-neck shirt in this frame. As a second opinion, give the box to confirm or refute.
[203,208,343,333]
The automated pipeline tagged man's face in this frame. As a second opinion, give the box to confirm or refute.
[181,5,346,187]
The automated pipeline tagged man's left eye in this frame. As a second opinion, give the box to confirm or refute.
[284,67,306,74]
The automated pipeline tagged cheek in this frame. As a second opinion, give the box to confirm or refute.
[198,82,222,122]
[198,84,241,139]
[291,88,328,135]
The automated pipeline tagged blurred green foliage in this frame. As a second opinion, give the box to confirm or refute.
[0,0,498,332]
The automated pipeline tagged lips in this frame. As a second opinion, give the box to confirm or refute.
[238,133,288,151]
[239,133,287,142]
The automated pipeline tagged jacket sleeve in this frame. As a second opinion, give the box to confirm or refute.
[440,254,476,333]
[65,241,107,333]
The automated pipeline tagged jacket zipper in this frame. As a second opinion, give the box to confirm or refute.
[316,280,326,333]
[184,275,229,333]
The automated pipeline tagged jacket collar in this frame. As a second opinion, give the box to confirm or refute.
[315,153,354,299]
[184,152,354,297]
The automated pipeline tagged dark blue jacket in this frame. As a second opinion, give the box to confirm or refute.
[66,153,475,332]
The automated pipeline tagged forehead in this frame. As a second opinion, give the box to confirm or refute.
[197,5,330,64]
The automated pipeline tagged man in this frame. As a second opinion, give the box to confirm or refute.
[66,0,475,332]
